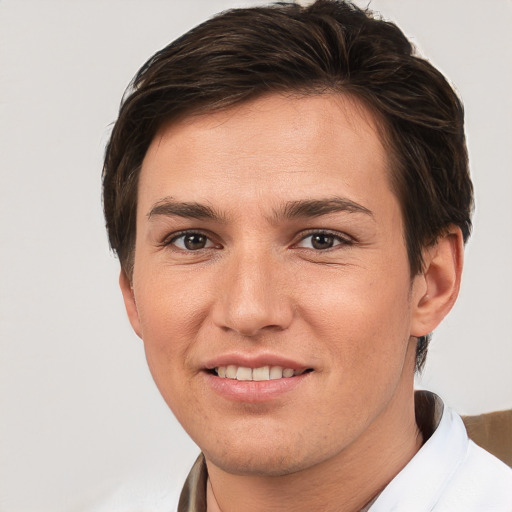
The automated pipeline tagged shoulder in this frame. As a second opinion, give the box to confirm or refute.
[435,439,512,511]
[423,400,512,511]
[370,392,512,512]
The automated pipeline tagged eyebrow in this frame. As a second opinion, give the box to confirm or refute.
[147,196,373,223]
[276,197,373,221]
[147,197,226,222]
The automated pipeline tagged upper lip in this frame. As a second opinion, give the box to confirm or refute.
[203,352,311,371]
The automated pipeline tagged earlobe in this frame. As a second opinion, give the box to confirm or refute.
[410,227,464,337]
[119,270,143,339]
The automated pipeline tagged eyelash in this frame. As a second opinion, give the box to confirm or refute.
[161,229,354,252]
[295,230,354,250]
[162,230,218,251]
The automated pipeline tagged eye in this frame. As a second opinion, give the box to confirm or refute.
[169,232,215,251]
[296,231,352,250]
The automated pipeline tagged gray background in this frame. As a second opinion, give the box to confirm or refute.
[1,0,511,510]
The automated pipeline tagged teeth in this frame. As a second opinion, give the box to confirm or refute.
[269,366,284,379]
[236,366,252,381]
[225,365,237,379]
[252,366,270,381]
[214,365,302,381]
[282,368,294,378]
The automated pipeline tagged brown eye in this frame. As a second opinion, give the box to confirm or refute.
[171,233,214,250]
[184,234,207,250]
[311,234,335,250]
[296,231,352,250]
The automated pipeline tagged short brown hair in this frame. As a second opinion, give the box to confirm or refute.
[102,0,473,370]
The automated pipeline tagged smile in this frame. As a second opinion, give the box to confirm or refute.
[205,362,313,402]
[213,365,310,381]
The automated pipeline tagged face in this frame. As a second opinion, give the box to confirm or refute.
[123,93,430,476]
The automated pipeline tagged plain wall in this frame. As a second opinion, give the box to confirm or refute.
[0,1,510,510]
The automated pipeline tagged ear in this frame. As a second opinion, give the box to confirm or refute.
[119,269,142,339]
[410,227,464,337]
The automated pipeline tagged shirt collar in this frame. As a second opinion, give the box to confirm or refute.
[369,391,469,511]
[178,454,208,512]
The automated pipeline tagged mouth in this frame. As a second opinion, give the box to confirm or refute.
[204,360,314,402]
[209,365,313,381]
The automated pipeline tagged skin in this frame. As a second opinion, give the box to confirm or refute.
[120,93,463,512]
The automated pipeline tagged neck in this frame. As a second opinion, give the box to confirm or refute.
[205,364,422,512]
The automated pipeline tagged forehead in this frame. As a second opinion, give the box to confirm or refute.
[138,93,395,215]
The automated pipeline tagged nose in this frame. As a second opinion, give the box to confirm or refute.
[211,248,294,337]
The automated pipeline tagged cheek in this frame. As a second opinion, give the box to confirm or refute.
[132,272,211,390]
[298,263,414,373]
[135,264,209,335]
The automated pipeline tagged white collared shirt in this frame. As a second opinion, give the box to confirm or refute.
[370,394,512,511]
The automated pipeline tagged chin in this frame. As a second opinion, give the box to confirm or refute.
[199,427,339,478]
[204,449,314,477]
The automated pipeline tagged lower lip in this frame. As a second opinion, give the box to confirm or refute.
[204,371,311,403]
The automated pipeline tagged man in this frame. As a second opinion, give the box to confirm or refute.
[102,1,512,510]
